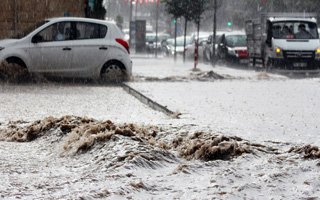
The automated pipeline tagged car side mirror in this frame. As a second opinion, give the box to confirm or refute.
[32,35,43,43]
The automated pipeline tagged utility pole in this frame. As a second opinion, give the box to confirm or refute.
[211,0,217,66]
[155,1,159,58]
[174,19,177,61]
[129,0,133,48]
[135,2,138,20]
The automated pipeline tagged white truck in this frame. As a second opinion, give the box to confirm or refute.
[246,13,320,73]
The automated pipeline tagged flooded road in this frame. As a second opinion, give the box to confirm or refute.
[1,58,320,199]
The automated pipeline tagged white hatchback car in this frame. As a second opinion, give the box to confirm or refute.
[0,17,132,82]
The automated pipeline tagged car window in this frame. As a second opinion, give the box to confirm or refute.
[76,22,108,40]
[36,22,71,42]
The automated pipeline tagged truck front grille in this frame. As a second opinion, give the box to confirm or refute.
[284,51,314,59]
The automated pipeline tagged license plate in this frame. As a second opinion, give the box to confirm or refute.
[240,59,249,64]
[293,62,307,67]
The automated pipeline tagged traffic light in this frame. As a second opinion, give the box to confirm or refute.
[173,18,177,24]
[227,21,232,27]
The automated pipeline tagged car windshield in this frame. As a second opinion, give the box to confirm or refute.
[10,20,49,39]
[272,21,318,39]
[146,35,157,42]
[225,35,247,47]
[146,34,169,42]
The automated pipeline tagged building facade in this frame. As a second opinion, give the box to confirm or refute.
[0,0,85,39]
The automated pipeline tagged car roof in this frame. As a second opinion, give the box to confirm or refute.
[47,17,116,26]
[223,31,246,36]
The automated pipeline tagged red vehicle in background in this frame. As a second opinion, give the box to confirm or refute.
[217,32,249,64]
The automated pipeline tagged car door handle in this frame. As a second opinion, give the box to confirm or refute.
[63,47,72,51]
[99,46,108,50]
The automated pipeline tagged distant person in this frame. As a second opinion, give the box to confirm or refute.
[281,25,293,39]
[295,24,311,39]
[272,25,282,38]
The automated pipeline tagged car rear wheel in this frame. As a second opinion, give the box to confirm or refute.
[100,61,126,83]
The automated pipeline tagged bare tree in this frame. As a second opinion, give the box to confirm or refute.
[162,0,184,61]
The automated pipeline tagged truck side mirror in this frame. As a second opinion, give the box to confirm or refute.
[266,39,271,47]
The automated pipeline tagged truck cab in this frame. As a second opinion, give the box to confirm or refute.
[246,13,320,72]
[265,17,320,70]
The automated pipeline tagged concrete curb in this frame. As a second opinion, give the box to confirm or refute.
[122,83,177,118]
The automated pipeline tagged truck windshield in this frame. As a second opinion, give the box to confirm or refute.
[272,21,318,39]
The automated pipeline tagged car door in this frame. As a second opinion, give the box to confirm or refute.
[68,22,109,76]
[27,22,73,73]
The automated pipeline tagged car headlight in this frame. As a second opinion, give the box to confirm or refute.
[228,48,236,56]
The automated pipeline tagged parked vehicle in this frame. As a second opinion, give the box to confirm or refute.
[185,32,211,60]
[246,13,320,72]
[162,36,193,57]
[0,17,132,82]
[145,33,170,54]
[217,32,248,64]
[202,32,224,63]
[122,28,130,42]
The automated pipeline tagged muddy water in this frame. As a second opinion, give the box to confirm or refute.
[1,117,320,199]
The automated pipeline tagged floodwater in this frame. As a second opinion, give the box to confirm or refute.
[1,58,320,199]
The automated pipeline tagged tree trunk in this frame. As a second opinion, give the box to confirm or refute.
[183,19,188,63]
[194,20,200,69]
[212,0,217,66]
[174,19,177,62]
